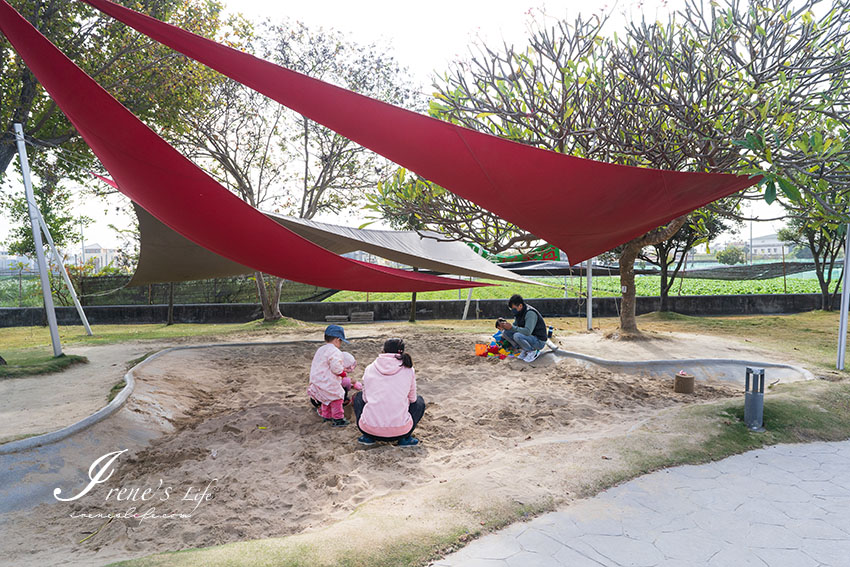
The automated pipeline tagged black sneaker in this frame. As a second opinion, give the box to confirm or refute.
[397,436,419,447]
[358,435,376,445]
[331,418,349,427]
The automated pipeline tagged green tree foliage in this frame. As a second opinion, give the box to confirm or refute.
[777,194,847,310]
[0,0,234,287]
[639,213,738,310]
[0,168,88,256]
[366,168,539,254]
[675,0,850,212]
[0,0,229,182]
[716,246,747,265]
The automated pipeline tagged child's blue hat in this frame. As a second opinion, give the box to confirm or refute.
[325,324,349,343]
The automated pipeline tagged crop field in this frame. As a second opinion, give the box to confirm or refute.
[0,273,840,308]
[326,273,837,302]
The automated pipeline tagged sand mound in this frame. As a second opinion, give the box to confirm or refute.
[3,330,743,565]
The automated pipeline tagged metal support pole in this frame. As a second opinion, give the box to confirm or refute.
[462,279,473,320]
[36,211,93,335]
[586,258,593,331]
[837,223,850,370]
[15,123,62,356]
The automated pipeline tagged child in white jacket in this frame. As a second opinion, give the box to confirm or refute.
[307,325,359,427]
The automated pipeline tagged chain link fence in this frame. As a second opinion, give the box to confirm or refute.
[0,273,337,307]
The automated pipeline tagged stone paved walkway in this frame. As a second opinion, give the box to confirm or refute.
[433,440,850,567]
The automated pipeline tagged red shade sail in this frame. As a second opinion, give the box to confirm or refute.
[0,1,485,292]
[81,0,759,265]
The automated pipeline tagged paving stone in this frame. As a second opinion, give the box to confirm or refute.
[579,534,666,567]
[505,550,560,567]
[755,453,815,474]
[689,512,753,545]
[438,559,508,567]
[732,498,791,525]
[551,545,614,566]
[797,537,850,565]
[753,548,820,567]
[745,522,803,549]
[794,467,838,482]
[749,463,805,486]
[788,518,850,540]
[653,529,725,562]
[796,480,850,498]
[706,547,769,566]
[675,464,722,479]
[516,528,567,557]
[471,535,523,560]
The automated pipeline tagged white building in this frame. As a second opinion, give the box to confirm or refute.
[70,243,119,271]
[749,234,792,257]
[0,249,36,273]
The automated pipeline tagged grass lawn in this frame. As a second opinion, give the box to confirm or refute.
[0,318,304,351]
[0,318,305,377]
[0,351,88,378]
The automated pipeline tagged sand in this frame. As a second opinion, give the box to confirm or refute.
[0,326,793,566]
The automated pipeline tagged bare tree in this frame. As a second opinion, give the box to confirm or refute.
[176,77,291,320]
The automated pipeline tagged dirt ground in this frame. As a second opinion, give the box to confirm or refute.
[0,326,805,566]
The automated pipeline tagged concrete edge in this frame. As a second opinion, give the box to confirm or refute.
[0,338,386,455]
[547,348,816,381]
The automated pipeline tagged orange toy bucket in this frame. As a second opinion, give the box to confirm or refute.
[475,344,489,356]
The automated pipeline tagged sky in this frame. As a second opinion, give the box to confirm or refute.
[0,0,784,253]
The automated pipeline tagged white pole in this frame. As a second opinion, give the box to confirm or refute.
[462,278,473,320]
[837,223,850,370]
[15,123,63,357]
[586,258,593,331]
[749,219,753,265]
[36,211,93,336]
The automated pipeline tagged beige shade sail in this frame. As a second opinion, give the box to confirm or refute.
[128,205,545,288]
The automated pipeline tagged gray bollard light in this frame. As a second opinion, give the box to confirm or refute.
[744,367,766,432]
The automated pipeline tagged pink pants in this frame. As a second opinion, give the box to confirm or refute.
[318,399,344,420]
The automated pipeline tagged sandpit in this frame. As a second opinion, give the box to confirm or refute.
[1,328,771,566]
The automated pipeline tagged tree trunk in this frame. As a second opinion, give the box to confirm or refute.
[659,261,669,312]
[409,291,417,322]
[619,243,641,334]
[254,271,274,321]
[269,276,284,320]
[618,216,689,335]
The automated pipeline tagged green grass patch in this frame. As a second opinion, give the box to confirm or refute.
[0,352,88,378]
[109,524,473,567]
[106,379,127,403]
[0,318,306,352]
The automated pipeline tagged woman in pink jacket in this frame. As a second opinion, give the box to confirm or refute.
[353,338,425,447]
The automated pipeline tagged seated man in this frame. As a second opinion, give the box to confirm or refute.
[496,293,548,362]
